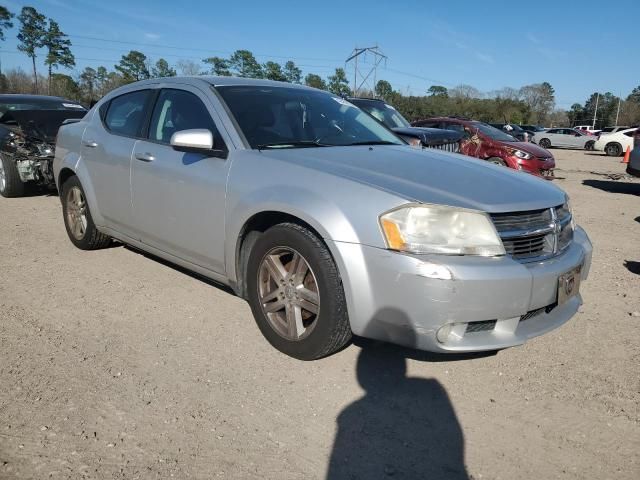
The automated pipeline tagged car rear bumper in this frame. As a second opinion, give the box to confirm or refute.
[331,226,592,353]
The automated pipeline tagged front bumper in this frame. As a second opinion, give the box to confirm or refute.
[331,226,592,353]
[515,155,555,177]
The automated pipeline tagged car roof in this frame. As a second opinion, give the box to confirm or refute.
[127,75,315,91]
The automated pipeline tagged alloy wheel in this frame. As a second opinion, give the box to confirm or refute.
[66,186,88,240]
[257,247,320,341]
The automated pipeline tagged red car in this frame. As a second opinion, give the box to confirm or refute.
[412,117,556,178]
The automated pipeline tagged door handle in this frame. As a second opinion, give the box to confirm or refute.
[135,152,156,162]
[82,139,98,148]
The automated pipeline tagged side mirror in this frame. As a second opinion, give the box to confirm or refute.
[170,129,227,159]
[170,129,213,151]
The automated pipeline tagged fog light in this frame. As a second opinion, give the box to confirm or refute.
[436,323,453,343]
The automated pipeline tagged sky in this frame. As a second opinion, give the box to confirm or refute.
[1,0,638,107]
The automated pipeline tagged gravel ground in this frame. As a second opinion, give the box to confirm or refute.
[1,149,638,479]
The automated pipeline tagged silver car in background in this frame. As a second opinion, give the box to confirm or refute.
[54,77,592,360]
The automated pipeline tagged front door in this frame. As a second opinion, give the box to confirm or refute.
[130,86,230,274]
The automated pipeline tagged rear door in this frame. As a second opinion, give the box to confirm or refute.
[81,88,153,234]
[129,85,231,273]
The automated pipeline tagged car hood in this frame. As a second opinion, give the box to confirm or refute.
[0,109,86,142]
[391,127,463,145]
[257,145,566,212]
[505,141,553,158]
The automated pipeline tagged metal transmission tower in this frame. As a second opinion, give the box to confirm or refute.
[345,46,387,97]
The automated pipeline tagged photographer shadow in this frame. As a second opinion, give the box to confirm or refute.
[327,315,469,479]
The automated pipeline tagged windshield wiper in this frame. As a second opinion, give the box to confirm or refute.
[257,140,331,150]
[345,140,399,146]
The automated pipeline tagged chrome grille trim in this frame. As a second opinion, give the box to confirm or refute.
[427,142,460,153]
[491,205,572,262]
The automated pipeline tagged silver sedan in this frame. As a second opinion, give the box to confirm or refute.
[533,128,595,150]
[54,77,592,359]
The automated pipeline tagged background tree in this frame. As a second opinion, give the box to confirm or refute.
[43,19,75,94]
[627,86,640,104]
[151,58,176,78]
[427,85,448,97]
[375,79,393,99]
[304,73,327,90]
[50,73,79,99]
[228,50,263,78]
[449,84,481,99]
[263,61,286,81]
[327,68,350,96]
[79,66,97,103]
[519,82,555,124]
[176,59,201,76]
[0,5,13,41]
[582,92,619,128]
[283,61,302,84]
[203,56,230,76]
[17,6,47,91]
[115,50,150,83]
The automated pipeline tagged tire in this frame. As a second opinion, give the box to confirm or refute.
[246,222,351,360]
[585,140,595,151]
[487,157,507,167]
[604,142,622,157]
[539,138,551,149]
[0,154,25,198]
[61,175,111,250]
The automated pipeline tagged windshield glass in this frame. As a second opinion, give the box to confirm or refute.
[215,86,404,149]
[356,102,410,129]
[471,122,519,142]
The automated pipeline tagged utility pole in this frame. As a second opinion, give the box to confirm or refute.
[345,45,387,97]
[592,93,599,129]
[615,96,621,125]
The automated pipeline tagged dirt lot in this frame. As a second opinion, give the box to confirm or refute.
[1,149,638,479]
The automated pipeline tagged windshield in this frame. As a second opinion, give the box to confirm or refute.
[355,102,410,129]
[215,86,404,149]
[471,122,519,142]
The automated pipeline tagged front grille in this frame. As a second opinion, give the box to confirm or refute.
[520,306,546,322]
[465,320,496,333]
[427,142,459,153]
[491,205,572,262]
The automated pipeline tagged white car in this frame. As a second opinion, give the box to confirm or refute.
[593,127,637,156]
[533,128,595,150]
[598,125,631,135]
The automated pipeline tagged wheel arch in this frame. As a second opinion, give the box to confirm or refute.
[232,210,338,300]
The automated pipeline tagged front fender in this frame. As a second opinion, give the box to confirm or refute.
[224,185,362,284]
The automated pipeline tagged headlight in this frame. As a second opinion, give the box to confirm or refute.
[379,204,506,256]
[509,148,531,159]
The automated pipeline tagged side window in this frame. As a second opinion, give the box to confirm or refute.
[547,129,558,134]
[148,89,223,148]
[623,131,635,137]
[104,90,151,137]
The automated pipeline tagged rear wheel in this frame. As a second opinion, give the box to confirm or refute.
[61,176,111,250]
[0,154,25,198]
[605,142,622,157]
[538,138,551,149]
[246,223,351,360]
[585,140,595,151]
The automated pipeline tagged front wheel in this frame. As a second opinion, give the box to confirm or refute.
[61,176,111,250]
[538,138,551,149]
[246,223,351,360]
[0,154,25,198]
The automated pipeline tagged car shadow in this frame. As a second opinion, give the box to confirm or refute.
[582,179,640,196]
[634,216,640,224]
[327,329,470,479]
[624,260,640,276]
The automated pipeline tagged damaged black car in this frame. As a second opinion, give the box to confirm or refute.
[0,94,87,197]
